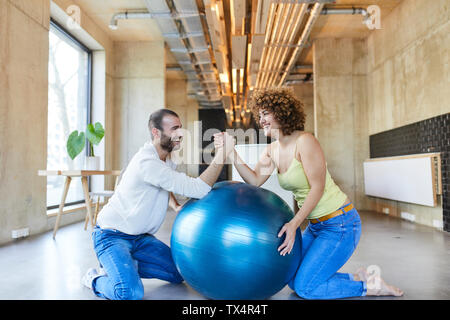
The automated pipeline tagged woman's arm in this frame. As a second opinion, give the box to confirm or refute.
[278,133,326,255]
[230,145,275,187]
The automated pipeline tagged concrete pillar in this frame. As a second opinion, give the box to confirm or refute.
[0,0,51,243]
[313,38,369,208]
[166,78,200,178]
[113,41,166,169]
[292,83,314,134]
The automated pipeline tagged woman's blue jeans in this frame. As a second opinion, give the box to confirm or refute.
[91,226,183,300]
[288,204,367,299]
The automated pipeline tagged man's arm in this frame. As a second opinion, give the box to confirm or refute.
[197,147,226,187]
[198,132,235,187]
[141,133,235,199]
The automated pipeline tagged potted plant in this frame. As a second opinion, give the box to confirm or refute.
[67,122,104,170]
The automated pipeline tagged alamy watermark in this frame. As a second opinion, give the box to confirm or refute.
[65,5,81,30]
[364,5,382,30]
[365,264,382,290]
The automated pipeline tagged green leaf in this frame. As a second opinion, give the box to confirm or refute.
[66,131,85,160]
[86,122,105,146]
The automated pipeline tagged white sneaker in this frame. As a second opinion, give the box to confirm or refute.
[81,267,105,289]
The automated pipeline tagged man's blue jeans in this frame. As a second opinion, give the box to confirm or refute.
[91,226,183,300]
[289,204,367,299]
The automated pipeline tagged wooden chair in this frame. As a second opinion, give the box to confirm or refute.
[84,172,122,230]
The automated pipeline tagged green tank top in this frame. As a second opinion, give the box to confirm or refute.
[277,158,348,220]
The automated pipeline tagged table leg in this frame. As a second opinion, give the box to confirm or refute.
[81,176,94,230]
[83,207,90,230]
[53,176,72,239]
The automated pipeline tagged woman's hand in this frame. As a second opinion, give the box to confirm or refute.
[277,220,299,256]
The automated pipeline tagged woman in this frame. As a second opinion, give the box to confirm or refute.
[215,87,403,299]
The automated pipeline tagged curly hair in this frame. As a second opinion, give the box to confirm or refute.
[248,87,305,136]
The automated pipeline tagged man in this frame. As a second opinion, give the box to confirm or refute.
[82,108,234,300]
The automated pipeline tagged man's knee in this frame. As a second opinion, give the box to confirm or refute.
[169,270,184,284]
[113,283,144,300]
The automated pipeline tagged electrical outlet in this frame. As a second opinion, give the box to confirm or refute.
[11,228,29,239]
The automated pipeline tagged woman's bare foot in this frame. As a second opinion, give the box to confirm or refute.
[353,267,403,296]
[366,277,404,296]
[353,267,368,282]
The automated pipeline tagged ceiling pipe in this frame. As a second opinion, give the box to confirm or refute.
[178,60,211,65]
[162,32,204,39]
[109,11,202,30]
[170,47,209,54]
[318,7,367,16]
[285,79,313,85]
[166,65,183,71]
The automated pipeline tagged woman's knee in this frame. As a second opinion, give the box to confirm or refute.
[294,286,315,300]
[290,273,316,300]
[291,280,316,299]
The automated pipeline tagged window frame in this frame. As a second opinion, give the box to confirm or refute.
[47,19,93,211]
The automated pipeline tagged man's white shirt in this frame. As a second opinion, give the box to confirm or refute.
[96,141,211,235]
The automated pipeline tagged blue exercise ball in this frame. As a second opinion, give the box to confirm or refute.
[170,181,302,300]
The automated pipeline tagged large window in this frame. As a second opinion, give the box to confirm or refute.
[47,20,92,210]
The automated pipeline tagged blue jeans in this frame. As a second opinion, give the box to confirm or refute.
[288,204,366,299]
[91,226,183,300]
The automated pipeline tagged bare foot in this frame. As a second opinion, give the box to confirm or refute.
[366,277,404,297]
[353,267,403,296]
[353,267,368,282]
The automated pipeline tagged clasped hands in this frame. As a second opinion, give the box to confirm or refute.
[213,132,235,159]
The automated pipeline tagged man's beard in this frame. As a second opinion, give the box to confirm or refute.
[160,132,176,152]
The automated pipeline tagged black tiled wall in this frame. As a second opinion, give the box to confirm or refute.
[369,113,450,232]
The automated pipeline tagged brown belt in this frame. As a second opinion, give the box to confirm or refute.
[309,203,354,224]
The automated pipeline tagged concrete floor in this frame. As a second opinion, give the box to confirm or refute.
[0,209,449,300]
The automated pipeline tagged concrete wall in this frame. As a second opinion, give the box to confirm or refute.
[367,0,449,135]
[0,0,119,245]
[312,0,449,229]
[363,0,449,228]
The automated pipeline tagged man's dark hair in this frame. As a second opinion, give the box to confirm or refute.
[148,109,179,137]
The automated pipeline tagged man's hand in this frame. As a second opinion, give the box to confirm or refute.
[169,192,183,213]
[213,132,235,156]
[213,132,224,150]
[174,204,183,214]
